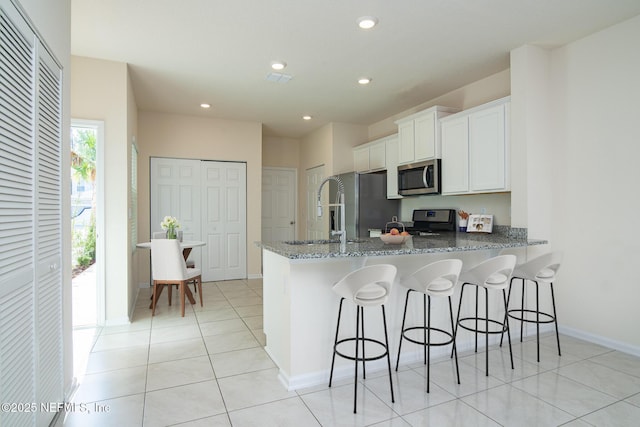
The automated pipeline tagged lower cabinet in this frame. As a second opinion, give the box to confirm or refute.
[441,97,510,195]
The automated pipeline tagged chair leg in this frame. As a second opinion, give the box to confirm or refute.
[180,282,186,317]
[475,285,479,353]
[503,289,514,370]
[197,277,203,307]
[550,282,561,356]
[329,299,345,387]
[381,305,394,403]
[151,282,158,316]
[168,284,172,306]
[448,296,460,385]
[485,287,489,376]
[361,307,366,380]
[396,289,411,371]
[500,277,515,347]
[423,293,428,366]
[520,278,525,341]
[354,304,360,414]
[535,280,540,362]
[452,283,466,359]
[426,295,431,393]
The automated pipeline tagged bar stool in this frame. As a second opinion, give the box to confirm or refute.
[453,254,516,376]
[500,251,563,362]
[395,259,462,392]
[328,264,397,414]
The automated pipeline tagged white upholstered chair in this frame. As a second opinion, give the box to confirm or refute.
[150,239,202,316]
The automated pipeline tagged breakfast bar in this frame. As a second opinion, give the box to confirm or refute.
[258,230,547,390]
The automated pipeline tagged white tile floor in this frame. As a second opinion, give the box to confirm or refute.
[58,279,640,426]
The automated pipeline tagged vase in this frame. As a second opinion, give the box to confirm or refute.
[166,227,177,239]
[459,219,468,232]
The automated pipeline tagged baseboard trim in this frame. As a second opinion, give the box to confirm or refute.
[559,325,640,357]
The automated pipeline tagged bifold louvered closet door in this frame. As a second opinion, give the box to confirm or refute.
[0,1,63,426]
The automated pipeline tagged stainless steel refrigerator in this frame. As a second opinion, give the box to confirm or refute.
[329,172,400,239]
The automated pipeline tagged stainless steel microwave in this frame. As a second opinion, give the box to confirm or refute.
[397,159,441,196]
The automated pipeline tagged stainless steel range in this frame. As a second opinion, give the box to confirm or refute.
[405,209,456,235]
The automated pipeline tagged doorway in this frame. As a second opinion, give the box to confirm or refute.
[70,120,105,327]
[262,167,297,242]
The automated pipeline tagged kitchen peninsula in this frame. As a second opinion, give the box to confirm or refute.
[258,231,547,391]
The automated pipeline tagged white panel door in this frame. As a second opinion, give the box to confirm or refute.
[262,168,296,242]
[201,161,247,281]
[150,158,201,266]
[306,165,325,240]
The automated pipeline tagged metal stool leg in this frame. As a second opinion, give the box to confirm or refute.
[353,305,360,414]
[452,283,467,359]
[503,289,514,369]
[485,287,489,376]
[329,298,345,387]
[381,305,394,403]
[551,282,561,356]
[395,289,411,371]
[448,296,460,385]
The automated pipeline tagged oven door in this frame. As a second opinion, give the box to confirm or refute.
[398,159,441,195]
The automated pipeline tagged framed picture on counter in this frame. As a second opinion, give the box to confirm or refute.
[467,214,493,233]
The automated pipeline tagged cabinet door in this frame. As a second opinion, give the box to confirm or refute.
[353,146,369,172]
[414,112,436,160]
[369,141,386,171]
[441,116,469,194]
[397,120,415,164]
[469,104,506,192]
[385,137,402,199]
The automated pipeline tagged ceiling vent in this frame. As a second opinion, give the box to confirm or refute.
[266,72,293,83]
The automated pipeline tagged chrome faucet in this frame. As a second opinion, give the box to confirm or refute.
[317,175,346,252]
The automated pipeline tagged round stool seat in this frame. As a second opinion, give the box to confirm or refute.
[485,273,509,286]
[355,282,387,302]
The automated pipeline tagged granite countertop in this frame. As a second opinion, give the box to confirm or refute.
[257,231,547,260]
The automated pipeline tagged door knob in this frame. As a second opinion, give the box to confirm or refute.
[290,221,295,225]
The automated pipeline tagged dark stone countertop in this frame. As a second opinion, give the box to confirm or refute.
[257,231,547,260]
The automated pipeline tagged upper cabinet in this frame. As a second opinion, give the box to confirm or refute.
[395,106,459,165]
[353,135,388,173]
[352,134,402,199]
[441,97,510,195]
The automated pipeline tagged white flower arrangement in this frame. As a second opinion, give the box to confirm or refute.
[161,216,180,239]
[160,216,180,230]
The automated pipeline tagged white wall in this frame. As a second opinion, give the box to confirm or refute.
[136,111,263,281]
[549,14,640,351]
[71,56,133,325]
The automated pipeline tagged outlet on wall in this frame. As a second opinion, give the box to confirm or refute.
[480,207,487,214]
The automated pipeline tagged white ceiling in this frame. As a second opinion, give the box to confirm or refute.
[71,0,640,139]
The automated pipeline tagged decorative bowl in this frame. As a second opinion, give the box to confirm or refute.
[380,233,411,245]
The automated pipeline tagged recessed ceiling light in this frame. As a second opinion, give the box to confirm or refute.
[358,77,372,85]
[302,115,312,121]
[271,61,287,71]
[200,103,211,109]
[357,16,378,30]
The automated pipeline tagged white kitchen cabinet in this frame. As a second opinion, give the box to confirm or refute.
[385,136,402,199]
[441,97,510,195]
[441,116,470,193]
[353,137,387,173]
[395,106,459,165]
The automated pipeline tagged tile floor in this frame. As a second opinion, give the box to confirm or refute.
[58,279,640,426]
